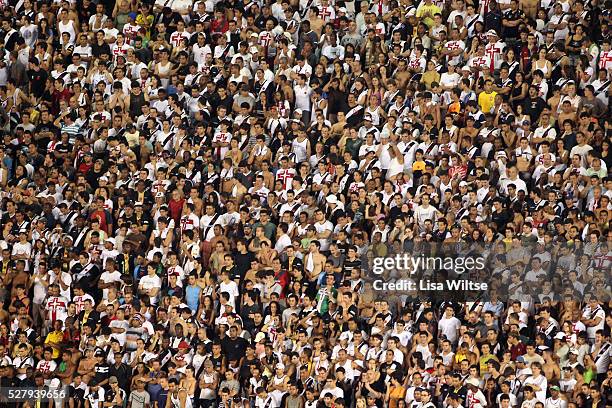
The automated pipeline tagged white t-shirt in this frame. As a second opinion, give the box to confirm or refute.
[49,271,72,300]
[293,84,312,111]
[415,205,438,230]
[314,220,333,251]
[582,305,605,339]
[109,318,129,345]
[219,280,239,309]
[140,274,162,305]
[32,274,48,304]
[524,374,547,402]
[100,270,122,299]
[438,315,461,344]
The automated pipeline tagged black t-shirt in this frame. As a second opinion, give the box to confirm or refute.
[27,68,48,98]
[109,363,131,391]
[92,42,112,59]
[342,257,361,277]
[234,251,255,280]
[522,97,546,124]
[55,142,73,155]
[221,336,249,362]
[502,9,525,38]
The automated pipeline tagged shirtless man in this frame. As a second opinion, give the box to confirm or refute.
[304,240,326,284]
[520,0,538,20]
[542,349,561,383]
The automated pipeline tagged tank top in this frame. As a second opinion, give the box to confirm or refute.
[568,35,584,55]
[200,373,216,399]
[292,138,308,163]
[156,62,172,87]
[440,179,452,194]
[365,106,381,126]
[273,374,286,385]
[129,92,146,118]
[58,20,76,43]
[316,98,328,118]
[170,391,193,408]
[534,60,549,76]
[387,158,404,179]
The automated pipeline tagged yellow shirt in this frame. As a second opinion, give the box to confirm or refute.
[416,3,442,27]
[478,91,497,113]
[421,71,441,89]
[455,351,468,364]
[135,14,154,40]
[413,160,426,172]
[44,331,63,358]
[479,353,499,374]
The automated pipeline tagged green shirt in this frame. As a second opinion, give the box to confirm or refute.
[253,221,276,241]
[345,138,363,160]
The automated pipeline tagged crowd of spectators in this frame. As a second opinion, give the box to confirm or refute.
[0,0,610,407]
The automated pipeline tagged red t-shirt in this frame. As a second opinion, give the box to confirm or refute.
[168,198,185,224]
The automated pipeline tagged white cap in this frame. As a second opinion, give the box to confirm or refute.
[295,109,303,115]
[466,378,480,388]
[326,195,338,205]
[276,363,285,370]
[105,238,116,246]
[496,151,508,158]
[486,29,499,37]
[338,6,347,13]
[459,181,468,187]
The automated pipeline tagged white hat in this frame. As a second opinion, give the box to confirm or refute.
[466,378,480,388]
[338,6,347,13]
[99,176,108,182]
[105,238,116,246]
[459,181,468,187]
[406,8,416,16]
[554,332,567,341]
[49,378,61,389]
[295,109,303,115]
[250,32,259,38]
[495,151,508,158]
[276,363,285,370]
[326,195,338,205]
[254,332,266,342]
[486,29,499,37]
[461,65,472,72]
